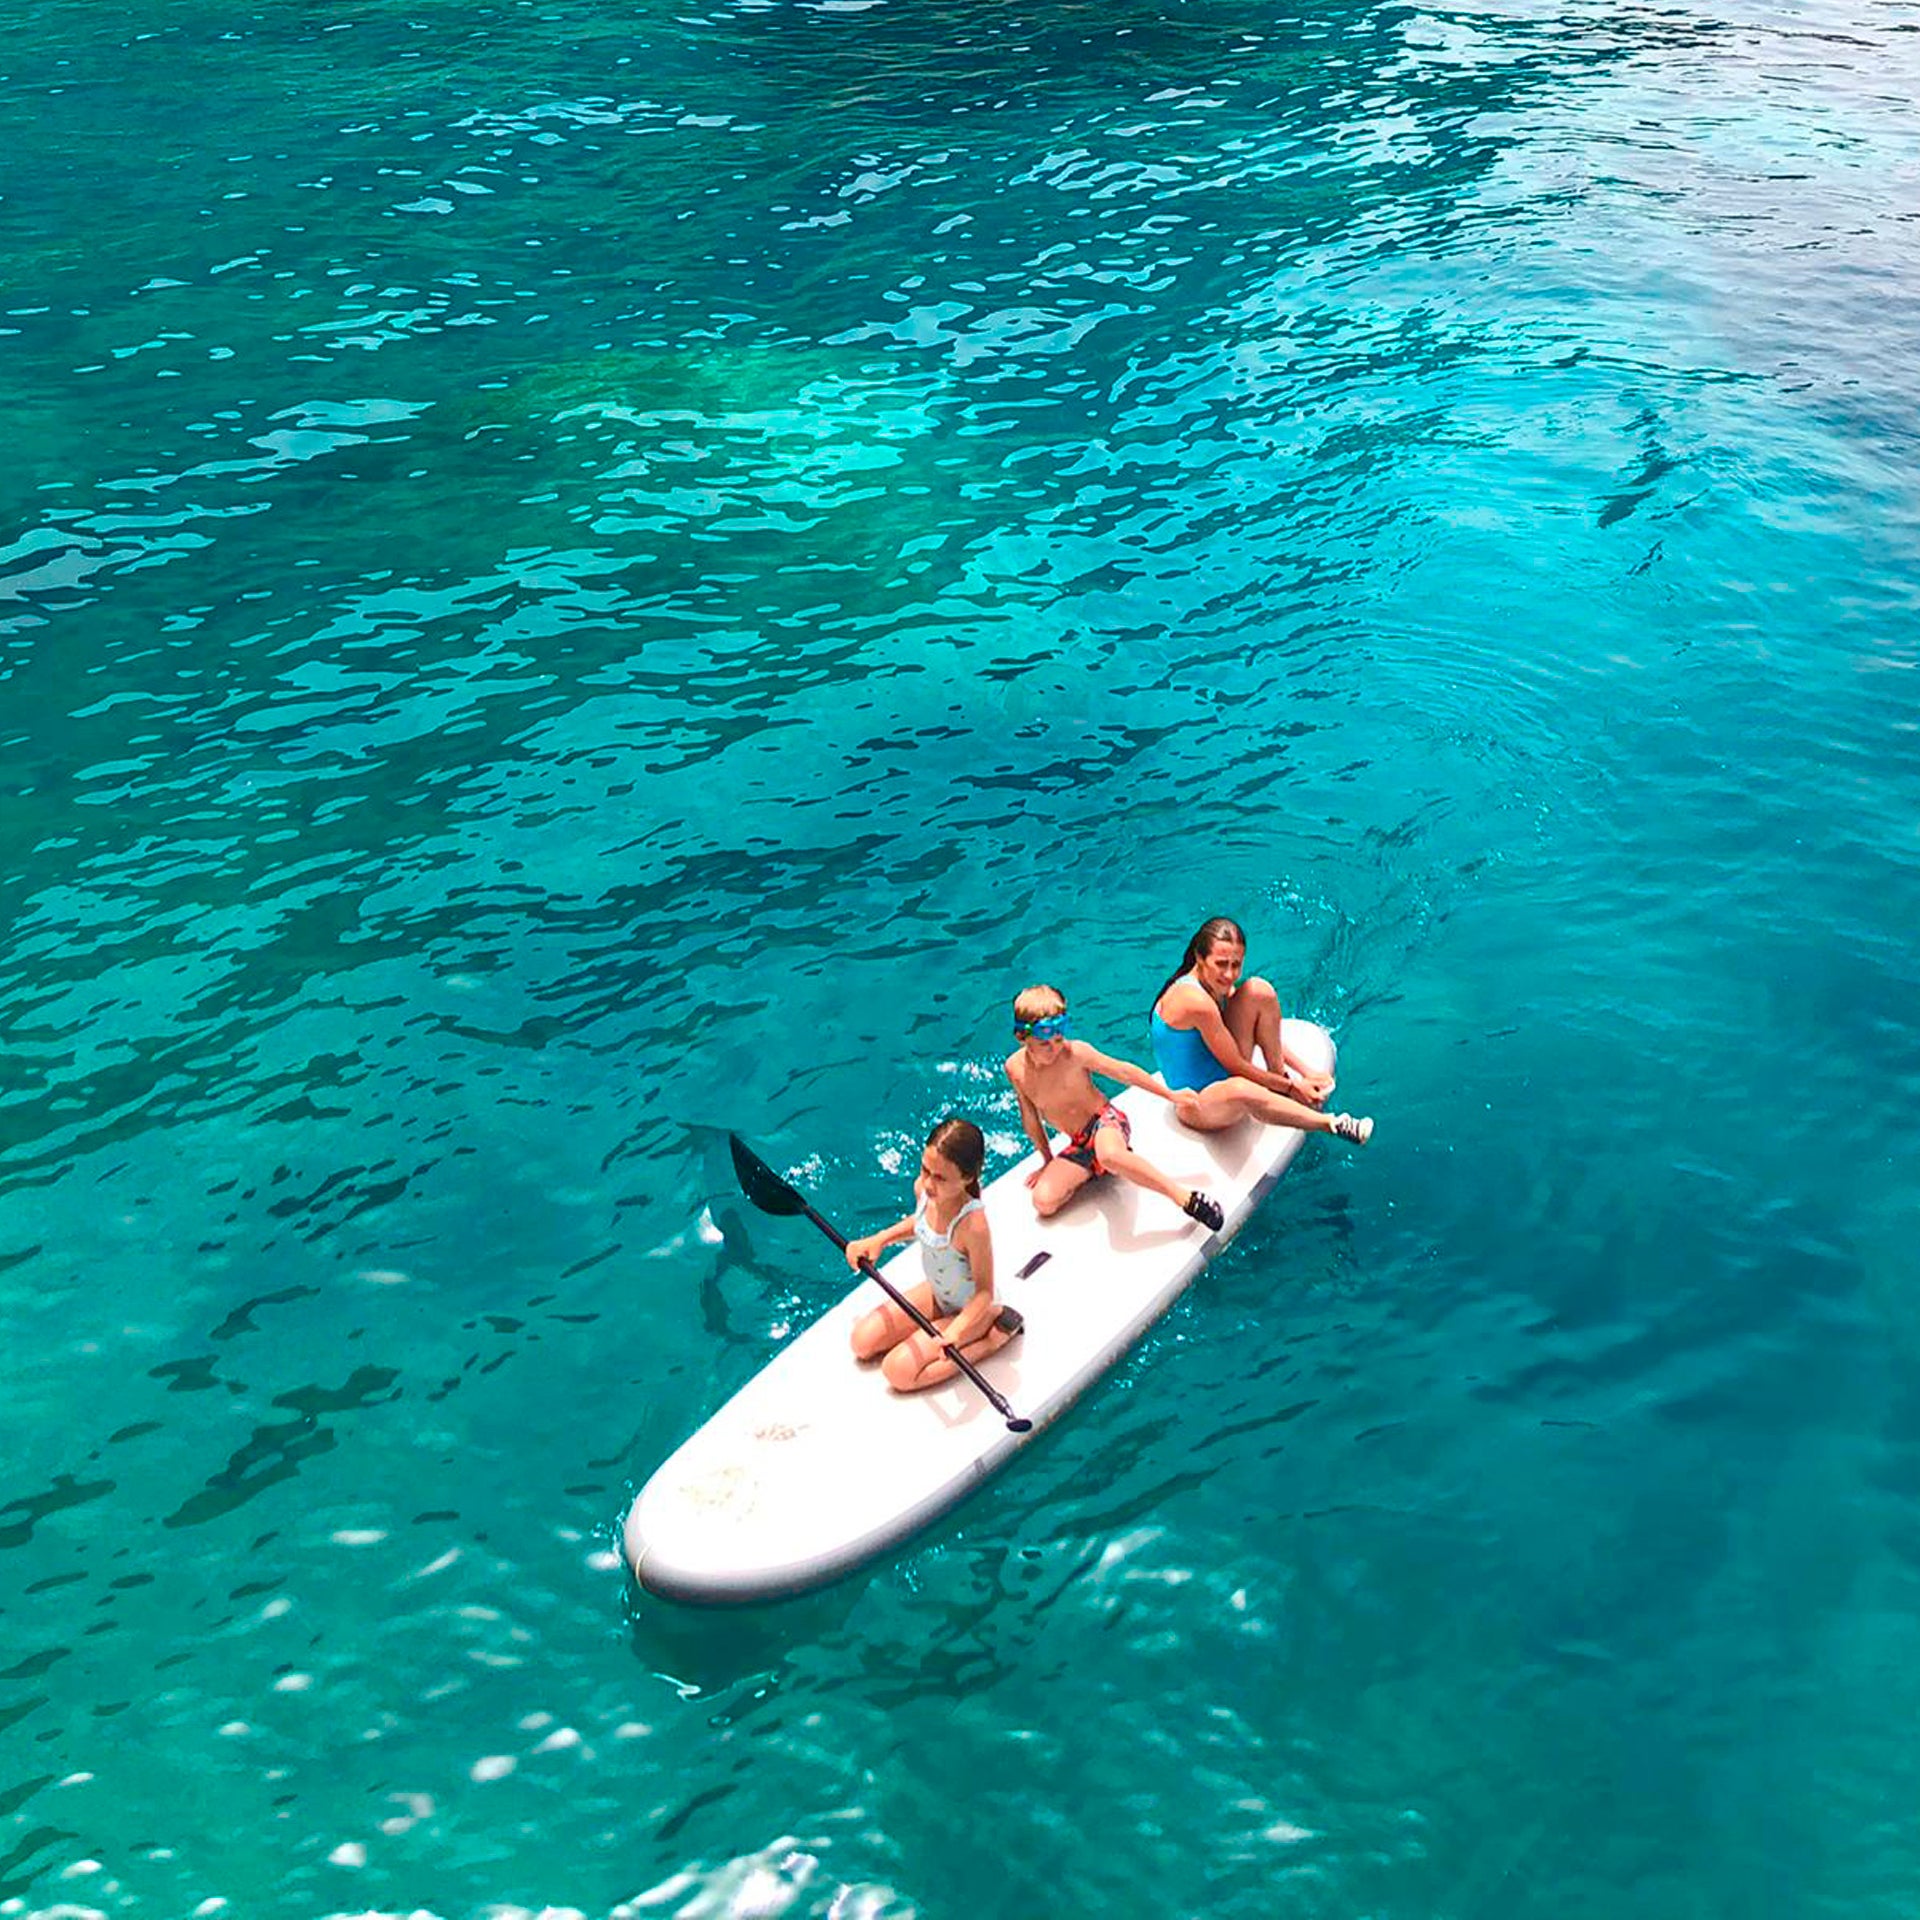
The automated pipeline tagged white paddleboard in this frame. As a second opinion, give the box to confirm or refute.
[624,1023,1337,1604]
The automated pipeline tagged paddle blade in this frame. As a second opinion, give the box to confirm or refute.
[729,1134,809,1218]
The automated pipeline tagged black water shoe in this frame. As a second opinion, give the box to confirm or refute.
[1184,1190,1224,1232]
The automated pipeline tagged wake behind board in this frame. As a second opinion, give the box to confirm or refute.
[624,1022,1336,1605]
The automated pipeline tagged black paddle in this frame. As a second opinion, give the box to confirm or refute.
[728,1134,1033,1434]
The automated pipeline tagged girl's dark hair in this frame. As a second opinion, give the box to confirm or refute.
[925,1116,987,1196]
[1155,916,1248,1005]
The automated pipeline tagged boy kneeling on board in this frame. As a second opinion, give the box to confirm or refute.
[1005,984,1225,1232]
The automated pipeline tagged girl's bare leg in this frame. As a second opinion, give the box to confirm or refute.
[883,1315,1017,1392]
[851,1282,938,1361]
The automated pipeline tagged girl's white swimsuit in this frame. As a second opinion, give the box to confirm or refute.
[914,1197,983,1316]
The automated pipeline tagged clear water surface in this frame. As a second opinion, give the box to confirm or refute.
[3,0,1918,1914]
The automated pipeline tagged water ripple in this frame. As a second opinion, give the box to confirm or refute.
[5,0,1920,1914]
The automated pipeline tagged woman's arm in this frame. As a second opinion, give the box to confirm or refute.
[1276,1030,1334,1099]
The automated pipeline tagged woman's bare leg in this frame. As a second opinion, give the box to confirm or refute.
[1228,975,1332,1106]
[1178,1076,1340,1135]
[1223,975,1276,1060]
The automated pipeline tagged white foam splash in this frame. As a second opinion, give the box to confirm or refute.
[380,1790,435,1835]
[626,1840,828,1918]
[1264,1820,1315,1844]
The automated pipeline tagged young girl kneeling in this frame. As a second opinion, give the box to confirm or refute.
[847,1118,1023,1394]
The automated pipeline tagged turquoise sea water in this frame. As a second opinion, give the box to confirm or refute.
[5,0,1919,1913]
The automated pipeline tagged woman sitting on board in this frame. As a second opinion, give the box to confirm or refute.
[847,1118,1023,1393]
[1151,916,1374,1145]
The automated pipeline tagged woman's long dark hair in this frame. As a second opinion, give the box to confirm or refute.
[1154,916,1248,1006]
[925,1116,986,1197]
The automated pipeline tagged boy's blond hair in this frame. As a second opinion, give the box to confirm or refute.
[1012,983,1067,1023]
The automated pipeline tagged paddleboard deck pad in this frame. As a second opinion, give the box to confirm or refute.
[624,1023,1336,1604]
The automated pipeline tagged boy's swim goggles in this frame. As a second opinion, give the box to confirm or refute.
[1013,1014,1070,1042]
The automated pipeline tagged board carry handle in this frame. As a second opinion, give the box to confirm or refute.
[728,1134,1034,1435]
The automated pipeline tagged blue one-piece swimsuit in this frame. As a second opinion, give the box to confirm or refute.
[1151,1010,1232,1091]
